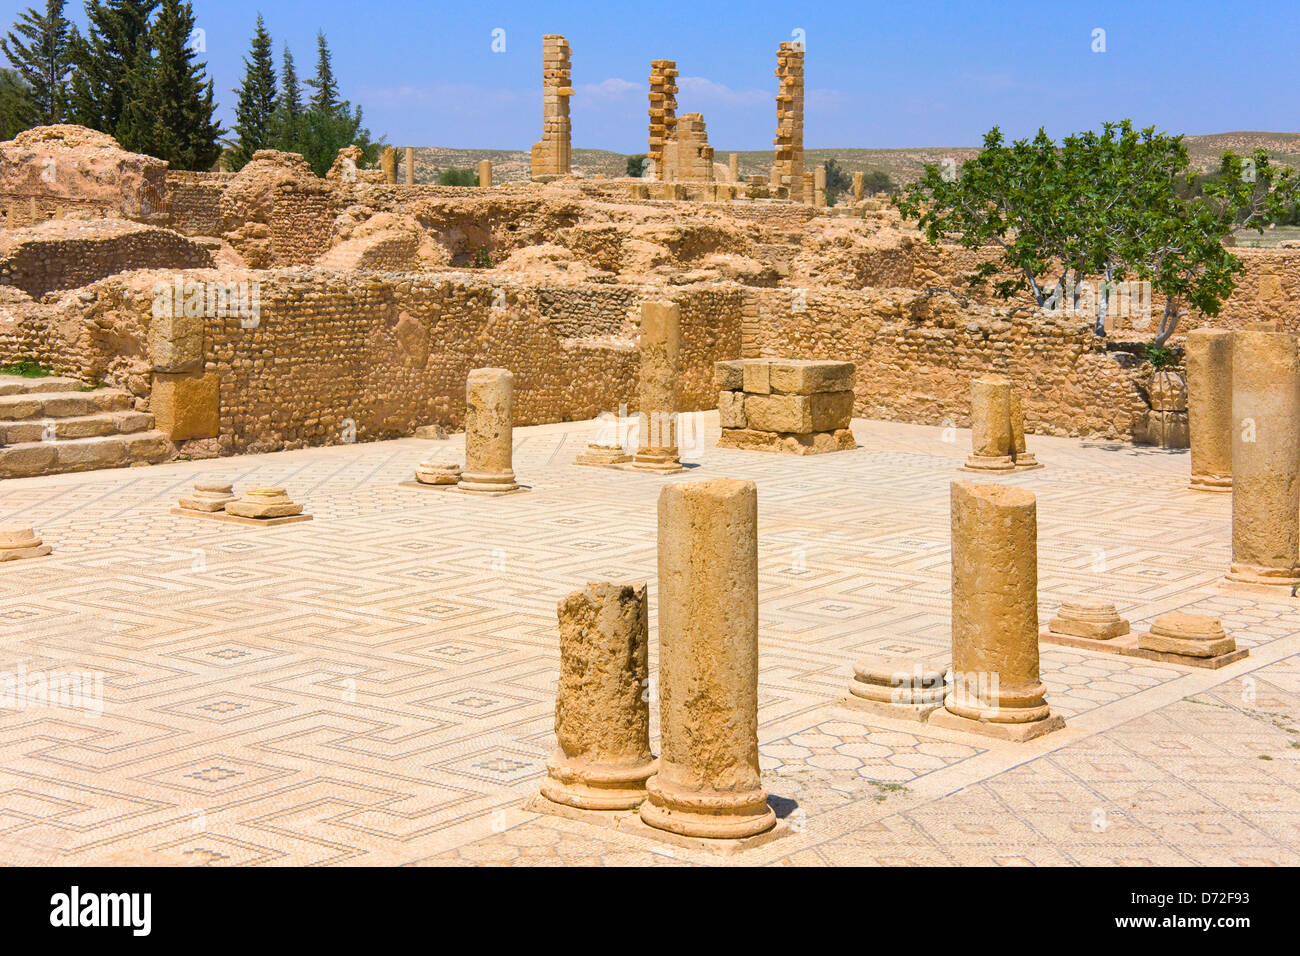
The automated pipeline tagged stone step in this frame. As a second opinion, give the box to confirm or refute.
[0,374,86,396]
[0,389,133,420]
[0,430,175,479]
[0,410,155,444]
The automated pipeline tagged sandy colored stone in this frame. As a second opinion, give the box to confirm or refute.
[574,443,630,466]
[744,390,853,433]
[716,427,855,455]
[0,524,51,561]
[718,390,747,428]
[404,147,415,186]
[477,160,492,188]
[642,478,775,840]
[946,481,1056,728]
[177,479,235,512]
[714,360,745,391]
[633,301,681,472]
[1009,390,1041,469]
[459,368,519,493]
[849,656,947,707]
[965,376,1015,471]
[1139,612,1235,658]
[1186,328,1234,491]
[541,583,655,810]
[148,306,204,373]
[414,462,462,485]
[1046,601,1130,640]
[1225,331,1300,589]
[224,486,303,519]
[767,358,856,395]
[151,371,219,441]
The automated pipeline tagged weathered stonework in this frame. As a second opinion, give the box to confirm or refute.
[632,301,682,473]
[0,525,51,561]
[1186,328,1233,491]
[531,36,573,178]
[716,358,856,454]
[772,42,804,201]
[458,367,521,494]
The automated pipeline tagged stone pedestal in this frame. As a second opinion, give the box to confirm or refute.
[541,583,655,810]
[1009,392,1042,469]
[1045,601,1129,640]
[0,526,51,561]
[1187,329,1233,491]
[716,358,856,455]
[964,376,1015,471]
[477,160,492,188]
[641,479,775,839]
[458,368,521,494]
[178,480,236,513]
[843,656,948,721]
[632,302,683,473]
[931,481,1064,741]
[1139,612,1236,659]
[225,487,303,519]
[414,462,461,486]
[1223,331,1300,593]
[575,444,631,466]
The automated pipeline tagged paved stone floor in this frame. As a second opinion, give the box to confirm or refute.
[0,414,1296,866]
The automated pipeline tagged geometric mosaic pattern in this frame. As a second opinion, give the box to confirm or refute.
[0,414,1296,866]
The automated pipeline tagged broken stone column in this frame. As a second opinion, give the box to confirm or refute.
[414,461,461,485]
[404,147,415,186]
[458,368,520,494]
[1224,330,1300,592]
[178,480,236,513]
[380,146,397,184]
[0,525,51,561]
[541,583,655,810]
[932,481,1063,740]
[853,171,864,202]
[965,376,1015,471]
[1186,328,1234,492]
[477,160,492,188]
[642,478,775,839]
[633,302,683,473]
[1045,601,1129,640]
[1009,391,1041,469]
[531,35,573,177]
[728,152,739,183]
[813,164,826,208]
[647,60,678,178]
[773,41,804,202]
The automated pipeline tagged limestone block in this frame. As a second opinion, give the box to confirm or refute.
[1046,601,1129,640]
[642,479,775,839]
[1139,612,1235,658]
[744,390,853,433]
[151,371,219,441]
[1149,369,1187,412]
[414,462,462,485]
[718,390,747,429]
[178,480,235,513]
[742,359,771,395]
[0,526,51,561]
[148,308,204,373]
[225,486,303,519]
[541,583,655,810]
[1144,410,1189,449]
[1186,329,1233,491]
[714,360,745,391]
[476,160,492,188]
[767,359,856,395]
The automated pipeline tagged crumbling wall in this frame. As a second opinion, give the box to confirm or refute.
[165,170,231,237]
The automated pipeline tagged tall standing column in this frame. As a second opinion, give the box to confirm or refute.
[380,146,397,184]
[773,41,804,202]
[457,368,520,494]
[404,146,415,186]
[541,583,655,810]
[728,152,739,183]
[931,481,1063,740]
[1223,330,1300,591]
[477,160,492,188]
[1187,328,1234,492]
[853,171,864,202]
[964,375,1015,471]
[813,164,826,208]
[642,479,775,839]
[633,301,683,473]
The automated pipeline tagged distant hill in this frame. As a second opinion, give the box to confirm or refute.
[410,132,1300,186]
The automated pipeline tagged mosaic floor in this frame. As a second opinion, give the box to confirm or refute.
[0,414,1296,866]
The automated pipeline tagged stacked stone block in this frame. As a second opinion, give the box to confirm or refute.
[715,358,855,455]
[773,42,805,202]
[531,35,573,178]
[662,113,715,184]
[647,60,678,180]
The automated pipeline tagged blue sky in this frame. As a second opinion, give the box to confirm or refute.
[6,0,1299,151]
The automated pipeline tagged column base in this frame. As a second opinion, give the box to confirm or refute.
[627,449,683,474]
[928,708,1066,742]
[842,656,947,721]
[1220,564,1300,597]
[962,454,1016,472]
[540,753,656,811]
[0,544,51,562]
[574,445,632,467]
[639,776,776,840]
[456,471,521,495]
[1189,474,1232,492]
[1013,454,1044,470]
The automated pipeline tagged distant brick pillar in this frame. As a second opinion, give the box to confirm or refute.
[404,146,415,185]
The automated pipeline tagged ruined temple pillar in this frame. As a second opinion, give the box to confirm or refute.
[965,375,1015,471]
[633,301,683,473]
[728,153,739,183]
[1223,331,1300,592]
[853,171,864,202]
[404,146,415,186]
[932,482,1063,740]
[457,368,520,494]
[1187,328,1234,492]
[380,146,397,184]
[477,159,492,188]
[541,583,656,810]
[813,164,826,208]
[641,479,776,839]
[773,41,804,202]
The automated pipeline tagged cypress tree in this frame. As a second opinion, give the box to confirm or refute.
[227,14,276,169]
[0,0,73,125]
[269,43,303,153]
[305,30,337,112]
[68,0,157,134]
[0,68,36,138]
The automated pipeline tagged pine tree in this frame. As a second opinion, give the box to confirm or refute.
[68,0,158,135]
[268,43,303,152]
[299,30,378,176]
[305,30,337,112]
[227,14,276,169]
[0,0,73,125]
[0,68,36,138]
[123,0,222,168]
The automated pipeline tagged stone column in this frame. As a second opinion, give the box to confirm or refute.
[633,301,683,473]
[853,171,864,202]
[1009,391,1041,469]
[1224,330,1300,591]
[458,368,520,494]
[1187,328,1234,491]
[642,479,775,839]
[933,481,1063,740]
[477,159,492,188]
[728,152,739,183]
[813,164,826,208]
[380,146,397,184]
[404,146,415,186]
[541,583,655,810]
[965,375,1015,471]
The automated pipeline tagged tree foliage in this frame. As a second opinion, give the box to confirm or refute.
[0,67,35,138]
[0,0,73,125]
[227,13,275,170]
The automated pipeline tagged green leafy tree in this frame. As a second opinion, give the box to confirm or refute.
[0,0,73,125]
[896,120,1300,345]
[0,68,36,138]
[268,43,303,153]
[226,14,276,169]
[437,167,476,186]
[626,154,647,177]
[68,0,157,135]
[859,169,896,196]
[120,0,222,168]
[299,31,376,176]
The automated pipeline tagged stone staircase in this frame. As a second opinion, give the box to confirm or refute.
[0,375,174,479]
